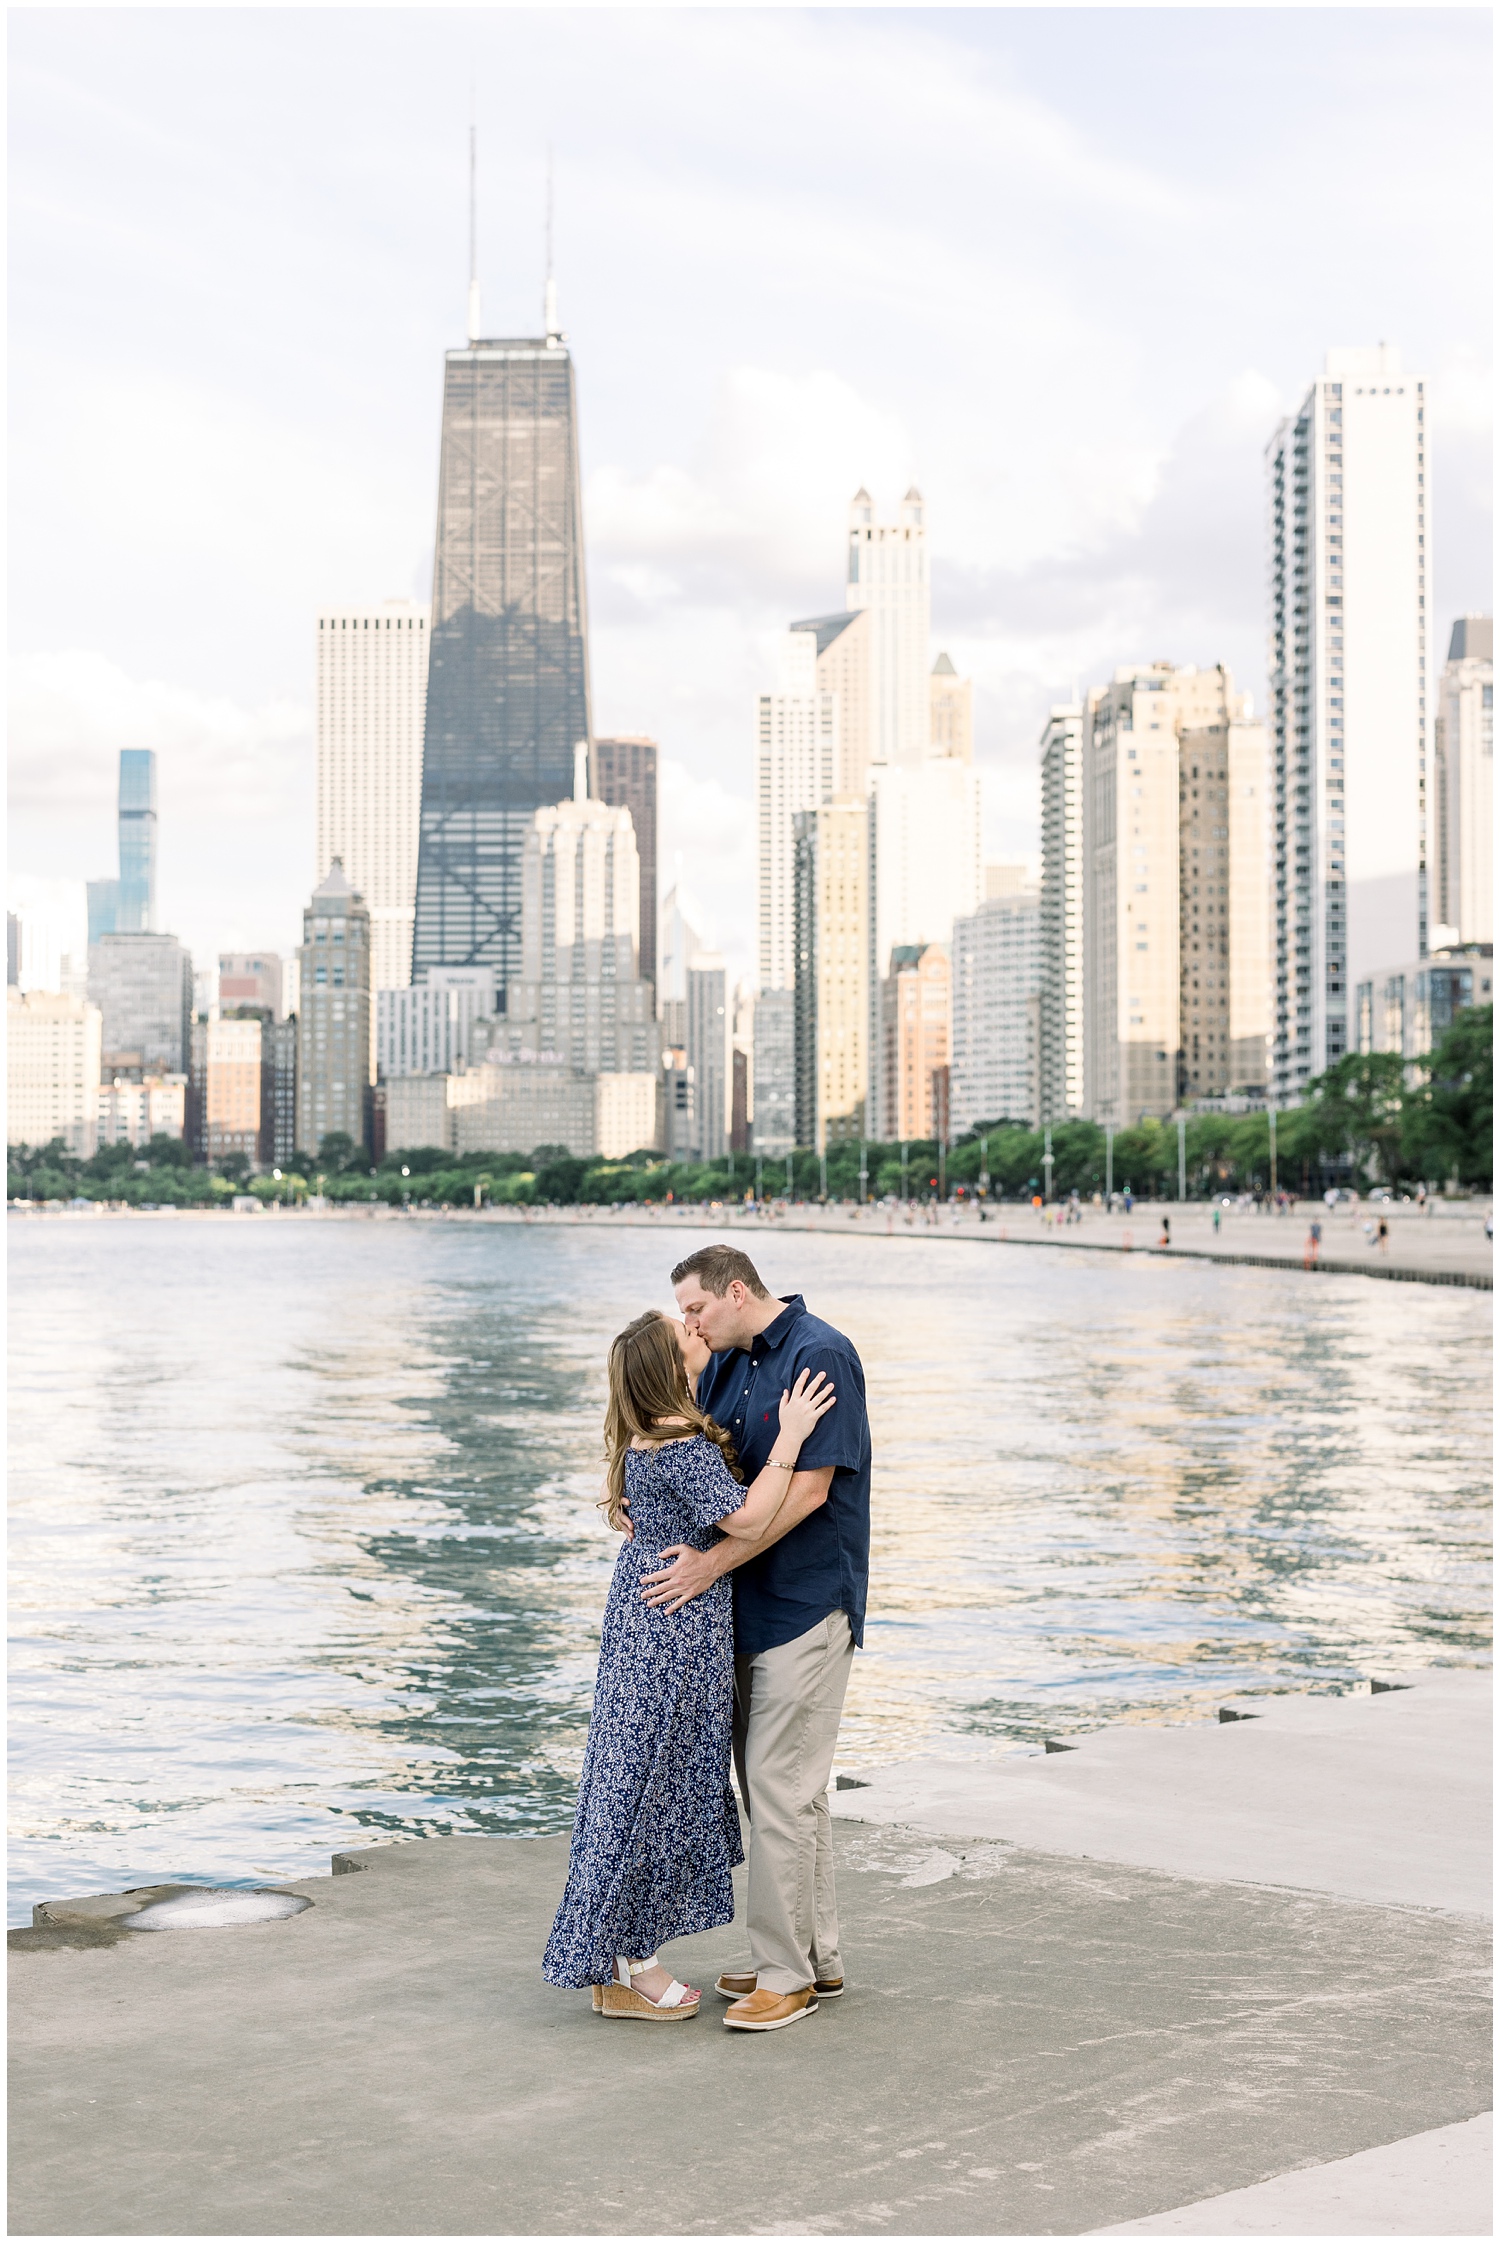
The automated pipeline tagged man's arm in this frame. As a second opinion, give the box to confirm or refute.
[639,1467,833,1615]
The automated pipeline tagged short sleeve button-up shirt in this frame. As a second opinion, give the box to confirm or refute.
[697,1294,871,1659]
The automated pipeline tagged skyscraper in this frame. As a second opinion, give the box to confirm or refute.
[294,860,372,1157]
[491,759,655,1077]
[7,989,103,1156]
[412,318,592,1002]
[1039,704,1086,1122]
[1082,663,1267,1126]
[87,933,193,1075]
[316,602,430,993]
[593,736,659,983]
[787,609,870,797]
[951,888,1042,1133]
[929,653,973,761]
[793,799,869,1150]
[866,758,980,1137]
[1433,617,1493,946]
[751,989,795,1156]
[846,486,930,766]
[87,750,158,939]
[116,750,157,932]
[687,953,728,1163]
[756,636,838,995]
[1265,345,1429,1099]
[880,941,952,1141]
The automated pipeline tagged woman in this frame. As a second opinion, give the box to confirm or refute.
[542,1308,834,2021]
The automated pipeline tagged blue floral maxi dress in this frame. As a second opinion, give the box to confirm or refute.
[542,1436,748,1988]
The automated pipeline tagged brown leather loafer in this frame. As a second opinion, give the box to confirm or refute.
[723,1986,818,2031]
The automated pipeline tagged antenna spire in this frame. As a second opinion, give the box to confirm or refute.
[544,146,560,343]
[466,101,481,345]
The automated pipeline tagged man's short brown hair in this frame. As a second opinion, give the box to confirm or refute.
[670,1243,771,1299]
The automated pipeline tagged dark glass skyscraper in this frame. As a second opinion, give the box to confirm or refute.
[411,335,592,1000]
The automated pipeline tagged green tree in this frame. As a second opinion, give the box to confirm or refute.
[1403,1004,1492,1187]
[1303,1051,1406,1183]
[316,1131,362,1175]
[532,1152,588,1204]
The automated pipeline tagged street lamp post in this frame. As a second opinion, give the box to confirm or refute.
[819,1147,828,1201]
[1268,1104,1278,1198]
[1105,1124,1114,1204]
[755,1152,764,1202]
[979,1133,990,1200]
[1177,1111,1187,1204]
[1042,1126,1054,1203]
[900,1140,909,1203]
[858,1139,868,1204]
[785,1150,794,1199]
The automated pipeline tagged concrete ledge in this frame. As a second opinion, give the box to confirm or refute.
[1095,2112,1493,2235]
[831,1668,1492,1917]
[11,1817,1491,2235]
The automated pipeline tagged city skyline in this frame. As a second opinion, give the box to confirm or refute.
[8,9,1490,983]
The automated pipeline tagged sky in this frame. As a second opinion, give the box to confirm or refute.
[9,5,1493,984]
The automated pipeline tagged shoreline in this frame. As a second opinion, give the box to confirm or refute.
[13,1195,1493,1291]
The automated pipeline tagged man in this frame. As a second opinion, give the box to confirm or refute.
[641,1243,870,2034]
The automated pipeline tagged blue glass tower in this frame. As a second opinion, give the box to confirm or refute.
[116,749,157,932]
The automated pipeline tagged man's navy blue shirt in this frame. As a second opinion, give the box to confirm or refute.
[697,1295,870,1659]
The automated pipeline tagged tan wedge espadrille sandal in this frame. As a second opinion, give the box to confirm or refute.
[597,1954,699,2021]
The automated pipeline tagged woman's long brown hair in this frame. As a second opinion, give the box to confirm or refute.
[601,1310,741,1530]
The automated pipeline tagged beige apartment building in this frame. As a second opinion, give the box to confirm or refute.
[200,1017,266,1168]
[792,799,869,1149]
[384,1063,656,1164]
[7,988,103,1156]
[1083,662,1270,1126]
[881,942,951,1140]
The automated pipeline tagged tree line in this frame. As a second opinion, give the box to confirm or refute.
[10,1006,1489,1208]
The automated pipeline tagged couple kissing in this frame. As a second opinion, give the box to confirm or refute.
[543,1243,871,2031]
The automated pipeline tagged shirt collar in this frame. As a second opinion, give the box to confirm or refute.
[756,1295,805,1353]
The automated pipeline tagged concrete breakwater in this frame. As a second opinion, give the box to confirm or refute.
[10,1669,1489,2237]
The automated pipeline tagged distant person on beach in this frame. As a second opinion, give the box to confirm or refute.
[542,1310,835,2022]
[644,1243,872,2034]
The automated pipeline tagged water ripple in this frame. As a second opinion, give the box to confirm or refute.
[8,1217,1490,1920]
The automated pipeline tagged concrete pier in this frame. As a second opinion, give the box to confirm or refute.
[9,1670,1489,2236]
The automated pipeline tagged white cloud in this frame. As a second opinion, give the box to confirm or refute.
[6,6,1490,965]
[9,652,313,962]
[657,757,756,983]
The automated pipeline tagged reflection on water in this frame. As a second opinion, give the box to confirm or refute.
[9,1216,1491,1920]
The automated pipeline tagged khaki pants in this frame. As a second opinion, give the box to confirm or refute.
[732,1611,855,1996]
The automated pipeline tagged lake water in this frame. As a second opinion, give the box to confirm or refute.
[9,1213,1491,1922]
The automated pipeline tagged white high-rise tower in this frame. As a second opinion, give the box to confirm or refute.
[846,486,930,767]
[317,600,431,993]
[1265,345,1429,1099]
[755,632,838,993]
